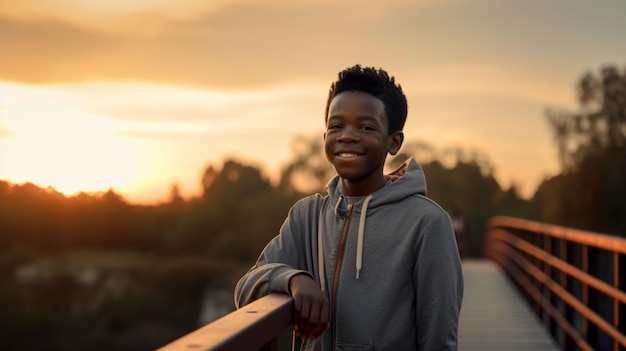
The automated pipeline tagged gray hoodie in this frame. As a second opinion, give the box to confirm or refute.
[235,158,463,350]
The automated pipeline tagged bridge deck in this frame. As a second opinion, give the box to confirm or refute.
[459,259,560,351]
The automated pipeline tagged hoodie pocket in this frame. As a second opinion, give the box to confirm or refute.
[337,342,375,350]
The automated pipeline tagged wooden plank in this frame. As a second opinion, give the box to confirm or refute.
[459,260,560,351]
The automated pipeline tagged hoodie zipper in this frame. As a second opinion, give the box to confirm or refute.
[331,203,353,350]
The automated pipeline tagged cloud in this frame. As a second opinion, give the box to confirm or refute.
[0,0,450,32]
[50,81,326,123]
[404,64,575,105]
[0,80,326,149]
[0,1,465,89]
[0,0,221,34]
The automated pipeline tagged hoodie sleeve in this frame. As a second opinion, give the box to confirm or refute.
[234,196,320,308]
[415,210,464,350]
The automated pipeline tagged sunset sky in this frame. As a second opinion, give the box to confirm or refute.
[1,0,625,203]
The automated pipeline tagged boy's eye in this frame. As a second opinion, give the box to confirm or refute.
[360,125,376,130]
[328,123,342,130]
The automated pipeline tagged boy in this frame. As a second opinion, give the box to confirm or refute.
[235,65,463,350]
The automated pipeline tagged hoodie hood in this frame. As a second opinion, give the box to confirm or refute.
[317,157,427,287]
[325,157,427,211]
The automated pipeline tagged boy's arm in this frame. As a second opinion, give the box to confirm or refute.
[234,197,319,308]
[234,246,311,308]
[415,211,464,350]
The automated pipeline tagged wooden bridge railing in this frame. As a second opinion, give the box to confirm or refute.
[485,216,626,351]
[157,293,292,351]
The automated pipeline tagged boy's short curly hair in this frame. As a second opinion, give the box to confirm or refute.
[325,64,408,134]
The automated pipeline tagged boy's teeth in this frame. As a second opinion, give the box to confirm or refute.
[339,153,358,158]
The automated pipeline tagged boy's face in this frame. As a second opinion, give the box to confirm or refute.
[324,91,403,194]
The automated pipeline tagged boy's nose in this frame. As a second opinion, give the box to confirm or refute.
[336,127,359,142]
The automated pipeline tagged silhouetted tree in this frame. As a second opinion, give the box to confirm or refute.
[540,64,626,235]
[168,183,184,205]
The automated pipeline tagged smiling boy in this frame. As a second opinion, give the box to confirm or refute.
[235,65,463,350]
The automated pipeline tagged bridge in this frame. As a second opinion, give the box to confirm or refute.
[158,216,626,351]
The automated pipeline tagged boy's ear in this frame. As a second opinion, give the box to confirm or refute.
[388,131,404,155]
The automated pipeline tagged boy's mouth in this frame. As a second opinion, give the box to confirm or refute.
[336,152,362,158]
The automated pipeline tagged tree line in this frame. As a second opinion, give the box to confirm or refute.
[0,143,531,262]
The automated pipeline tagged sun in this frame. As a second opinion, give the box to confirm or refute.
[0,85,141,197]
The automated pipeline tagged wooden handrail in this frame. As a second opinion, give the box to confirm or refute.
[485,216,626,351]
[157,293,293,351]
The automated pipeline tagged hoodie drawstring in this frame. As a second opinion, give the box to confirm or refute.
[317,205,326,293]
[318,194,373,286]
[356,195,372,279]
[333,195,344,216]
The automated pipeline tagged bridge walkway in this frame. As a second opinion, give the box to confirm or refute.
[459,259,560,351]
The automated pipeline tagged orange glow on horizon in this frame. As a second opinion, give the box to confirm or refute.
[0,85,144,200]
[0,81,325,204]
[0,77,562,203]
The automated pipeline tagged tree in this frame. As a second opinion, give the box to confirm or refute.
[168,183,184,205]
[278,135,335,195]
[202,159,271,203]
[540,64,626,235]
[162,159,294,261]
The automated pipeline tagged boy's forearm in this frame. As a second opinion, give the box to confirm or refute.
[234,263,310,308]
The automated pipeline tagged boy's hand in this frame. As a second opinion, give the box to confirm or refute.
[289,274,329,340]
